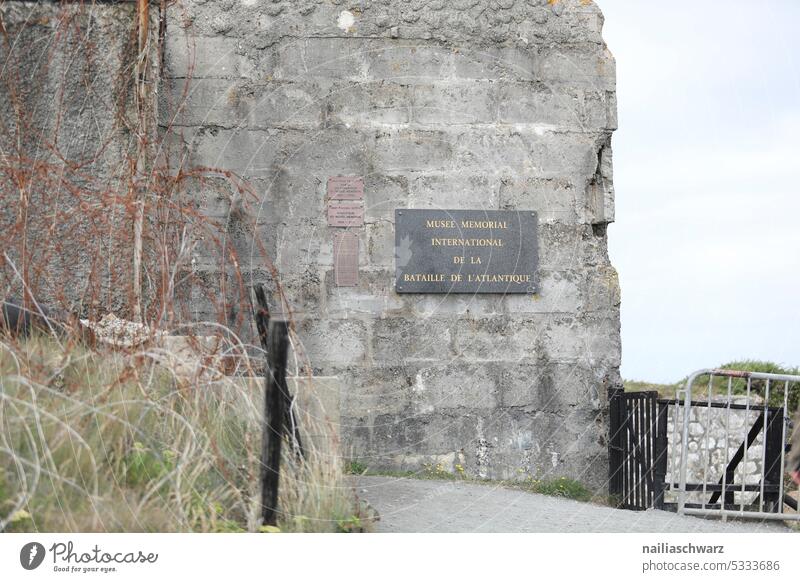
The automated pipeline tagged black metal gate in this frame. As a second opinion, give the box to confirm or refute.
[608,388,668,510]
[608,382,794,516]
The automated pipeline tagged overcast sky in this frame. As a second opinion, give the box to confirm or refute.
[596,1,800,382]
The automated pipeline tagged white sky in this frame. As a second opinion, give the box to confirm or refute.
[597,1,800,382]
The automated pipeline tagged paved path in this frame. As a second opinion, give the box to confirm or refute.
[357,476,791,533]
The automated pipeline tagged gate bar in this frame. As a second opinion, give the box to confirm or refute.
[676,368,800,521]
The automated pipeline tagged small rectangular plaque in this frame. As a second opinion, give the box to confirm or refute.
[327,200,365,227]
[327,176,364,200]
[333,231,359,287]
[395,209,538,294]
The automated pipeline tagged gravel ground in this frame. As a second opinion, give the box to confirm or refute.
[357,476,792,533]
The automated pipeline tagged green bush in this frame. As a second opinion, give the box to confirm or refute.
[697,360,800,411]
[626,360,800,411]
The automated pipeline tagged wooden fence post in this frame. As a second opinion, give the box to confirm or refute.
[251,285,304,460]
[260,319,289,527]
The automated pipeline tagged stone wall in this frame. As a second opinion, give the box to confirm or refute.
[161,0,620,487]
[1,0,621,488]
[665,398,768,506]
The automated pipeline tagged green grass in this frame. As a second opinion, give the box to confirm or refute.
[356,463,598,504]
[0,334,369,533]
[349,461,469,481]
[344,460,368,475]
[623,379,680,399]
[625,360,800,409]
[519,477,593,502]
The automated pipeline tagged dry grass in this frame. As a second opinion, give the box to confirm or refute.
[0,333,368,533]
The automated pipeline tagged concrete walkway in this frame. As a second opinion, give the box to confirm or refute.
[357,476,791,533]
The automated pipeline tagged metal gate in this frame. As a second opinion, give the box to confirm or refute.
[608,389,665,510]
[674,369,800,520]
[609,369,800,520]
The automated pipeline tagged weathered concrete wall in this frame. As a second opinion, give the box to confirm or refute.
[0,2,141,315]
[162,0,620,487]
[0,0,619,486]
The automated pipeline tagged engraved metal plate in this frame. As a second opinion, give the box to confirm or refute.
[333,231,359,287]
[395,209,538,294]
[327,200,365,227]
[327,176,364,200]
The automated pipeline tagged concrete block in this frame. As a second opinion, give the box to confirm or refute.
[412,82,497,125]
[452,316,542,363]
[408,172,499,210]
[583,266,621,313]
[364,174,409,222]
[296,318,369,368]
[164,34,257,79]
[539,315,586,364]
[537,224,597,270]
[503,270,582,314]
[169,78,247,128]
[498,83,612,131]
[371,129,455,171]
[409,295,505,318]
[372,317,456,364]
[498,175,577,224]
[453,129,598,179]
[499,363,595,411]
[246,81,323,129]
[325,81,413,126]
[278,128,372,175]
[275,38,368,81]
[539,313,620,367]
[411,362,500,411]
[535,46,615,91]
[452,46,537,81]
[366,43,452,82]
[498,82,571,125]
[324,269,406,319]
[267,168,325,223]
[583,315,622,367]
[366,220,397,267]
[277,267,325,317]
[337,365,414,419]
[189,127,286,177]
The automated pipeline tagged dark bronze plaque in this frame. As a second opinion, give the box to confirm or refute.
[327,176,364,200]
[395,209,538,294]
[333,231,359,287]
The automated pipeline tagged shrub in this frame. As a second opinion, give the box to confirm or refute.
[696,360,800,411]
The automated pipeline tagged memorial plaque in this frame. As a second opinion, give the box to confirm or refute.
[395,209,538,294]
[333,231,359,287]
[327,200,365,227]
[327,176,364,200]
